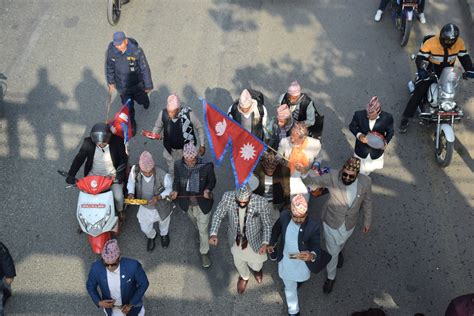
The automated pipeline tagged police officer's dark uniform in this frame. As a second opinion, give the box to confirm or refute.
[106,32,154,133]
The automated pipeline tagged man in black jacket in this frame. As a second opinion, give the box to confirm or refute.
[0,242,15,316]
[349,96,394,175]
[106,31,153,133]
[267,195,331,316]
[170,143,216,268]
[67,123,128,220]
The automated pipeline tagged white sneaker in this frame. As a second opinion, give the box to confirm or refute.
[374,10,383,22]
[419,13,426,24]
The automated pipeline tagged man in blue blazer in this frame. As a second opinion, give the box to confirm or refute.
[267,195,331,316]
[86,239,149,316]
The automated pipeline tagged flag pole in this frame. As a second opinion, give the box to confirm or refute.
[265,144,290,162]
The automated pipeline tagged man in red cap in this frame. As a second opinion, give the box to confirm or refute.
[86,239,149,316]
[127,151,174,251]
[349,96,394,175]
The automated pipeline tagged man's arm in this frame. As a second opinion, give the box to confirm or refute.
[0,243,16,279]
[137,48,153,91]
[189,111,206,147]
[129,261,149,306]
[160,174,173,198]
[204,163,216,191]
[384,113,395,144]
[68,140,89,177]
[304,100,316,127]
[105,46,116,86]
[85,265,102,307]
[349,112,361,138]
[209,194,229,236]
[261,202,273,244]
[269,216,283,246]
[114,137,128,182]
[172,163,180,192]
[126,165,137,195]
[361,177,373,230]
[301,170,332,191]
[152,111,164,135]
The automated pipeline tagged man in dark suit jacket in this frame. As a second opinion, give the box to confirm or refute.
[267,195,331,316]
[86,239,149,316]
[349,96,394,175]
[0,242,15,315]
[170,143,216,268]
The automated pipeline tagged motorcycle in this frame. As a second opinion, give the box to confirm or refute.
[393,0,420,47]
[107,0,130,26]
[58,165,126,253]
[409,59,470,167]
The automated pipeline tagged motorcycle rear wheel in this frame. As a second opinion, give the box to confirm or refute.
[435,130,453,167]
[400,17,412,47]
[107,0,121,26]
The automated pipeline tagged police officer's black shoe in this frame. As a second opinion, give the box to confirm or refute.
[399,118,409,134]
[147,235,157,251]
[337,252,344,269]
[161,234,170,248]
[143,102,149,110]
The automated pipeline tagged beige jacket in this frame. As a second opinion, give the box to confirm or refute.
[303,170,372,230]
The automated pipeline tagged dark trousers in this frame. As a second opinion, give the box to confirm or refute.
[120,89,150,124]
[379,0,425,12]
[0,279,12,316]
[402,79,433,118]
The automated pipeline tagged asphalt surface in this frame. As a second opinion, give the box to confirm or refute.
[0,0,473,315]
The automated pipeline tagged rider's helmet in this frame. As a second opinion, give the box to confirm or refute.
[439,23,459,49]
[90,122,112,145]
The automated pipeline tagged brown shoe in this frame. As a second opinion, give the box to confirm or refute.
[253,269,263,284]
[118,211,127,225]
[237,276,248,294]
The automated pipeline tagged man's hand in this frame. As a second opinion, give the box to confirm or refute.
[294,162,308,173]
[358,134,368,144]
[362,226,370,234]
[148,195,160,205]
[169,191,178,200]
[209,235,218,246]
[127,194,135,199]
[121,304,133,315]
[203,189,212,199]
[98,299,115,309]
[144,89,152,94]
[4,277,14,285]
[298,251,315,262]
[108,84,116,93]
[198,145,206,157]
[258,244,268,255]
[266,245,275,254]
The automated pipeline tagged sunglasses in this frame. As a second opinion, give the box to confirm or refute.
[103,259,120,268]
[342,172,357,180]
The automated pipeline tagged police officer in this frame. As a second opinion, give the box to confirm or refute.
[106,31,154,134]
[399,24,474,133]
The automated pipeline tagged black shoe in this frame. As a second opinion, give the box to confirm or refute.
[161,234,170,248]
[143,102,149,109]
[337,252,344,269]
[323,278,335,294]
[399,118,409,133]
[147,235,157,251]
[131,119,137,137]
[297,281,304,289]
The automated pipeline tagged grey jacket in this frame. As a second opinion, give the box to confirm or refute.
[302,170,372,230]
[210,191,272,253]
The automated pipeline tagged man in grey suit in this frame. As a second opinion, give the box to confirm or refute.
[302,157,372,294]
[209,178,272,294]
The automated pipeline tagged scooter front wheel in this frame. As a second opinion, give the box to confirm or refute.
[400,17,412,47]
[435,130,453,167]
[107,0,121,26]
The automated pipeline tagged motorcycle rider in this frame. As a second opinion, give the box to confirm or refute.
[374,0,426,24]
[66,123,128,221]
[399,24,474,133]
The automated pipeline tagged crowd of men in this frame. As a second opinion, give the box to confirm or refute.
[2,18,473,315]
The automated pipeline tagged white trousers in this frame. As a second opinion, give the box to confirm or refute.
[163,148,183,177]
[323,222,354,280]
[137,206,171,239]
[187,205,210,254]
[282,278,300,315]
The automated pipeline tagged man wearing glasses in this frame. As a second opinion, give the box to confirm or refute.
[302,157,373,294]
[86,239,149,316]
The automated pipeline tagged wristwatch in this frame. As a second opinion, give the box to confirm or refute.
[310,251,317,262]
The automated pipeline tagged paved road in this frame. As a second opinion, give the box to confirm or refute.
[0,0,473,315]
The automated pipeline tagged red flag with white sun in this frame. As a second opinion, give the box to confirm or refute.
[202,99,266,189]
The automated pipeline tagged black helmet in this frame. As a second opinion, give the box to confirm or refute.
[439,23,459,49]
[90,122,111,145]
